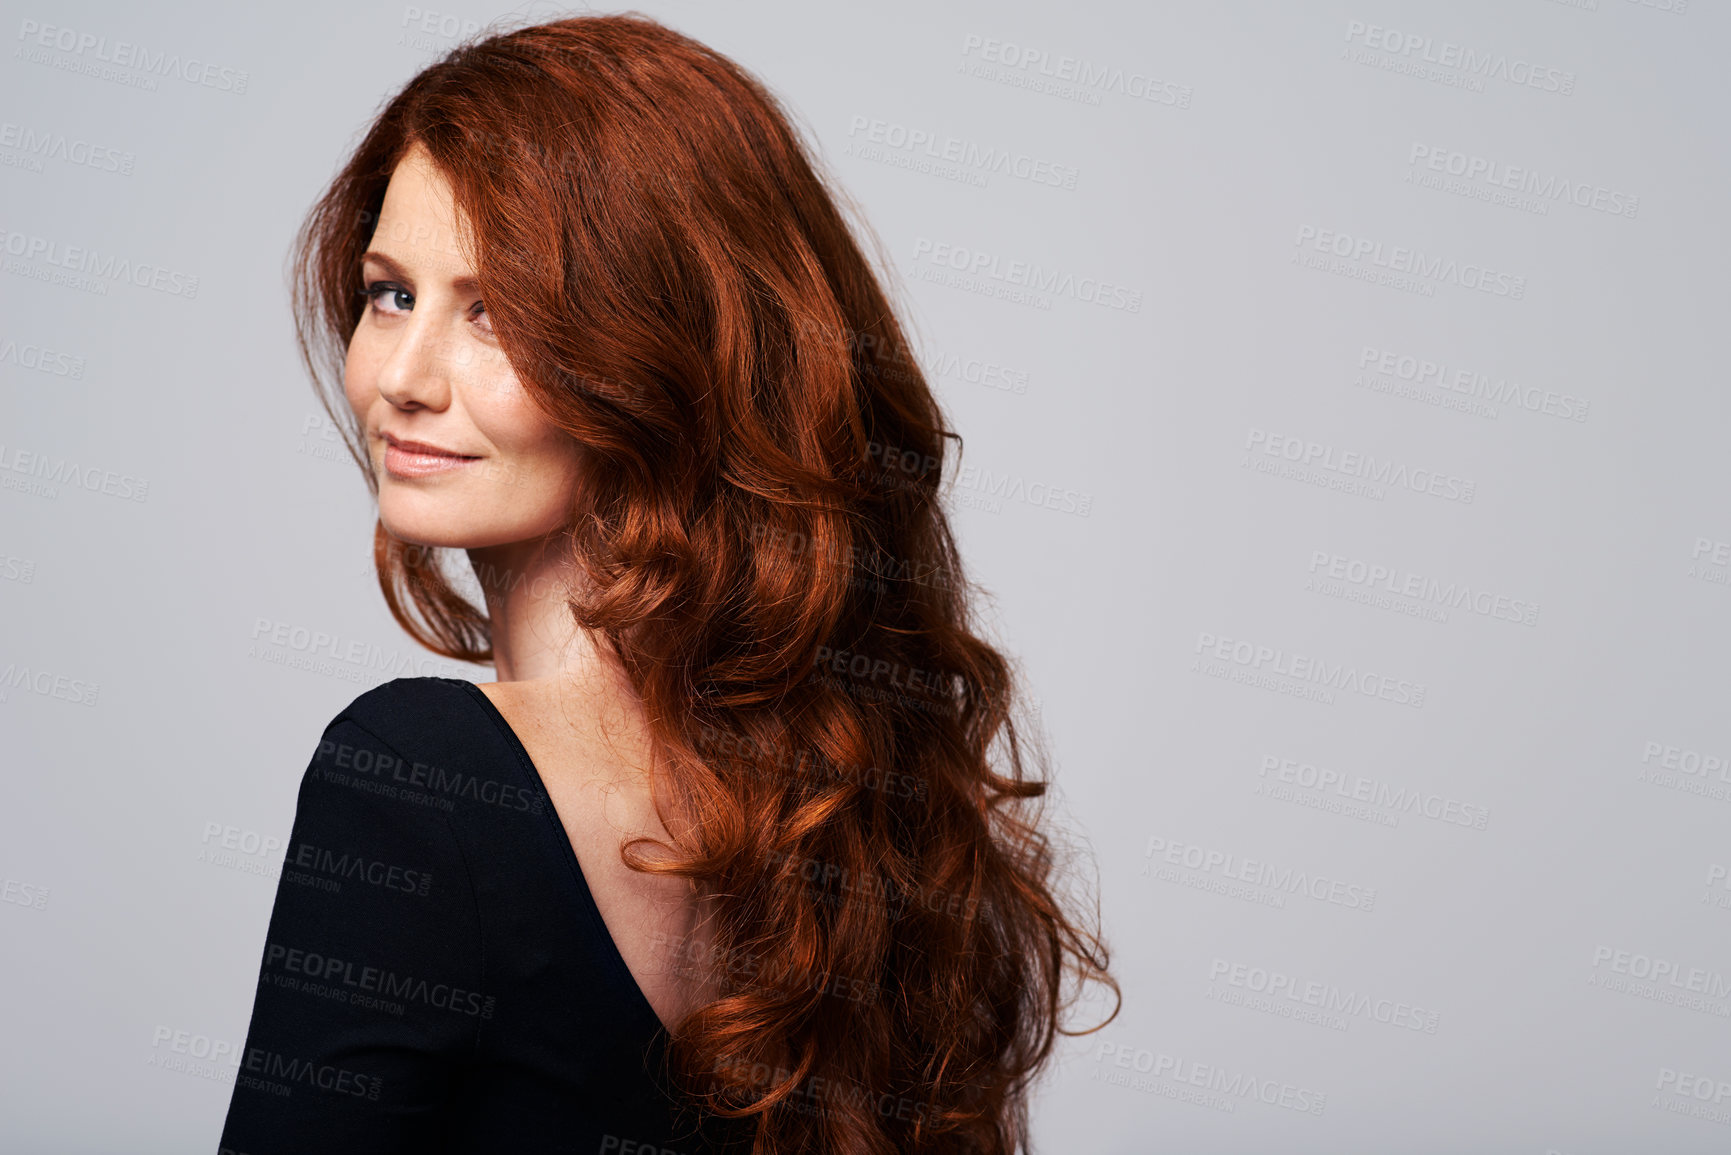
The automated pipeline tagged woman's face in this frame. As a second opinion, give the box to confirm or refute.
[344,141,581,550]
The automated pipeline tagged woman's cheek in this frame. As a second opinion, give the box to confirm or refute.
[342,336,379,421]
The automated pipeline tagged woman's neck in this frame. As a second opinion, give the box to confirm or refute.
[465,536,598,684]
[464,537,691,844]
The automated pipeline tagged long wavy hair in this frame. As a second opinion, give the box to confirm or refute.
[293,12,1116,1154]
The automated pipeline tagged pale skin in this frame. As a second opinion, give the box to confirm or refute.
[343,142,716,1030]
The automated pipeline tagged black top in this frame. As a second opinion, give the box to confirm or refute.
[218,676,748,1155]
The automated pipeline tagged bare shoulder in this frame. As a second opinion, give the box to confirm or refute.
[475,676,654,794]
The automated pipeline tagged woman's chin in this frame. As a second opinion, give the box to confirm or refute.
[377,507,476,551]
[378,508,557,553]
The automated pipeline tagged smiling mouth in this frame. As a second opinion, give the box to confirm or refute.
[381,433,481,478]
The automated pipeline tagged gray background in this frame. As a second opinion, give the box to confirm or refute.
[2,0,1726,1151]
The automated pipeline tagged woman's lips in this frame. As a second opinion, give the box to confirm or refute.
[381,434,481,479]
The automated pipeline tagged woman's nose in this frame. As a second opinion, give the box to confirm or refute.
[373,316,454,412]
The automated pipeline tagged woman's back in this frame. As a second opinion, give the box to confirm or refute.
[218,677,745,1154]
[476,673,721,1031]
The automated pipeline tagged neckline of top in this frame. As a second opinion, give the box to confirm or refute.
[443,676,673,1042]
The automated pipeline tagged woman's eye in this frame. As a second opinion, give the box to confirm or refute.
[470,300,494,335]
[362,282,413,315]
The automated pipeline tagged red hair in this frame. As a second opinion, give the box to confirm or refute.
[293,13,1116,1153]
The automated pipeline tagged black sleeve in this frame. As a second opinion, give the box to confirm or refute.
[218,716,486,1154]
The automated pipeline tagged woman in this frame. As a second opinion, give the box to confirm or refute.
[220,13,1116,1154]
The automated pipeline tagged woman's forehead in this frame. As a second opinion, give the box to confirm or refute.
[370,145,474,275]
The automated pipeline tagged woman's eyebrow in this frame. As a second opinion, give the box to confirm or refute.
[360,249,481,294]
[360,250,411,281]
